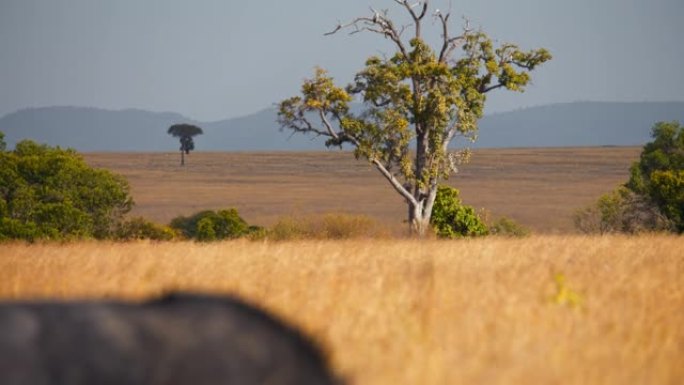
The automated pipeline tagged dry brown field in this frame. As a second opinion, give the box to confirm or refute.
[83,147,641,233]
[1,236,682,385]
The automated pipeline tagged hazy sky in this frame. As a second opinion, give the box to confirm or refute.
[1,0,682,121]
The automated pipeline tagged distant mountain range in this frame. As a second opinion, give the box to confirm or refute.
[1,101,683,151]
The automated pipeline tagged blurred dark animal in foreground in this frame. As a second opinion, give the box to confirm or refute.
[0,293,340,385]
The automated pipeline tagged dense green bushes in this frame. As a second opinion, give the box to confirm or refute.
[170,209,260,241]
[0,138,133,241]
[0,133,259,242]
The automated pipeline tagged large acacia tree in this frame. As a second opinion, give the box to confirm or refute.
[168,123,203,166]
[278,1,551,236]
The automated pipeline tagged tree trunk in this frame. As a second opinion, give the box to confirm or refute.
[180,150,185,166]
[410,213,431,237]
[407,184,439,237]
[407,130,436,237]
[408,201,431,237]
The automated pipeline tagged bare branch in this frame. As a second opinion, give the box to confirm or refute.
[442,123,459,153]
[324,19,359,36]
[398,23,410,37]
[324,5,416,61]
[438,14,470,63]
[281,109,366,151]
[512,60,536,70]
[417,2,429,19]
[289,115,330,137]
[324,24,343,36]
[371,158,419,206]
[288,123,331,139]
[403,1,419,19]
[319,111,339,139]
[398,0,428,37]
[481,83,505,93]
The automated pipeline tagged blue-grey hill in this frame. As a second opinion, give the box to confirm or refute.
[1,102,682,151]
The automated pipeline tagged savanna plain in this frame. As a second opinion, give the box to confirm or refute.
[1,148,682,385]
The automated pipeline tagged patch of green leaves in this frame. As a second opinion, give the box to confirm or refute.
[170,208,256,242]
[430,185,488,238]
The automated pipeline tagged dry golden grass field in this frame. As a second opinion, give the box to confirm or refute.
[1,236,682,385]
[83,147,641,233]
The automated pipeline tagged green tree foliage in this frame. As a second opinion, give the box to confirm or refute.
[574,187,672,234]
[278,2,550,236]
[0,137,133,241]
[0,131,6,151]
[430,185,488,238]
[626,121,684,232]
[167,123,203,166]
[170,208,254,241]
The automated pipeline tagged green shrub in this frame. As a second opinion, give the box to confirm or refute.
[170,208,252,241]
[430,185,488,238]
[488,216,530,237]
[0,136,133,241]
[115,217,176,241]
[574,187,672,234]
[626,121,684,232]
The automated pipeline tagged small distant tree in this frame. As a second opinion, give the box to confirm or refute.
[278,1,550,236]
[0,131,6,151]
[167,123,203,166]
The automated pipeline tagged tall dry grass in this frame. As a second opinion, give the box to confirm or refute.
[0,235,682,384]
